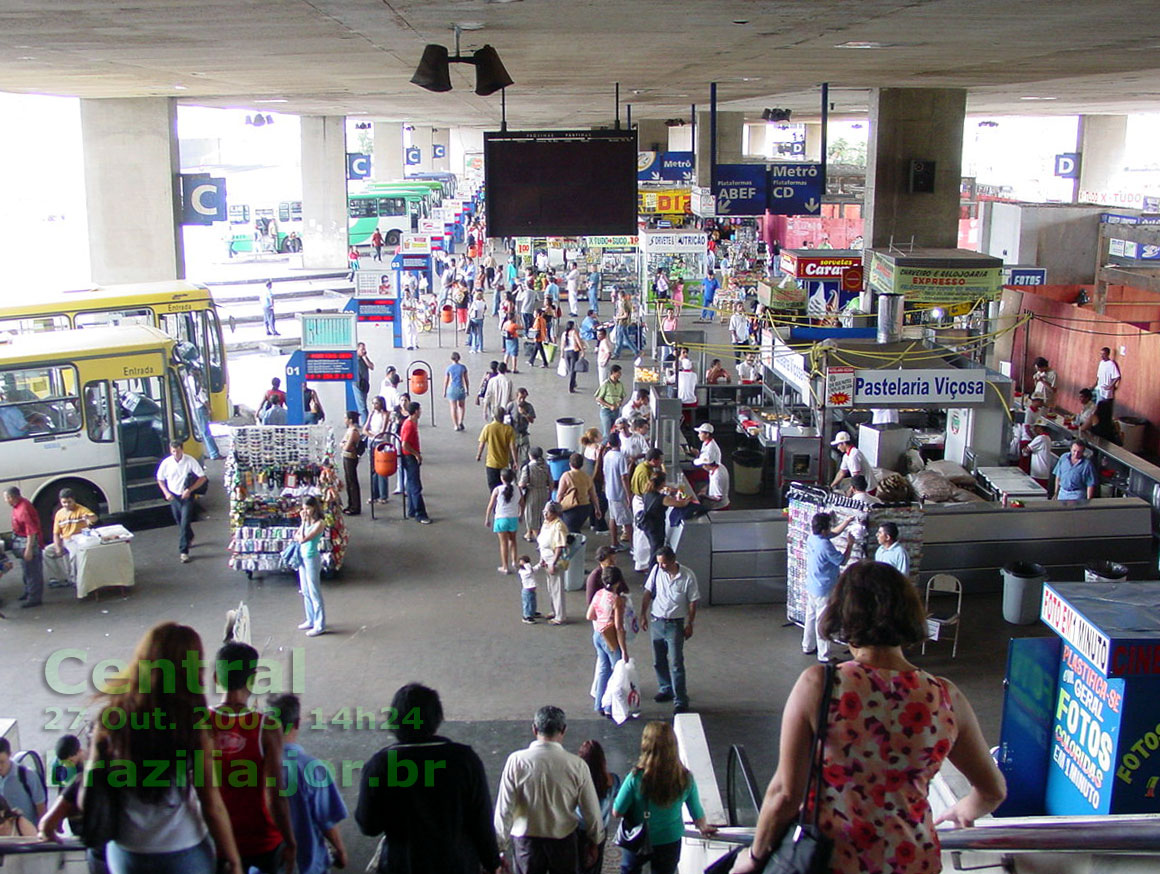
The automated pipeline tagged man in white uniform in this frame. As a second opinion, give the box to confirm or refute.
[692,423,722,468]
[1096,347,1121,401]
[830,430,878,492]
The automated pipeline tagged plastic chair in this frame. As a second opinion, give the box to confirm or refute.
[923,574,962,658]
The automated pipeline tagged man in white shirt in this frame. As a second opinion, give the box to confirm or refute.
[698,460,730,511]
[849,474,882,507]
[494,706,603,874]
[1031,357,1057,407]
[692,423,722,468]
[830,430,877,492]
[622,417,651,466]
[595,328,613,385]
[728,302,752,362]
[640,547,700,713]
[483,362,515,422]
[620,389,651,426]
[565,263,581,316]
[156,440,207,563]
[1096,347,1121,401]
[874,522,910,577]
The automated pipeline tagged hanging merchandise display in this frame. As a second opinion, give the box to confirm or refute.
[226,425,348,576]
[785,485,924,625]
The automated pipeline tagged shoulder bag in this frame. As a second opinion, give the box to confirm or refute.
[615,777,652,858]
[762,662,837,874]
[79,740,121,849]
[281,540,303,571]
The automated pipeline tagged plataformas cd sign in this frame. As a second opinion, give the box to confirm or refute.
[869,252,1002,302]
[826,368,987,407]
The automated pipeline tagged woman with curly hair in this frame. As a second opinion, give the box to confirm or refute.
[732,561,1006,874]
[613,721,717,873]
[85,621,242,874]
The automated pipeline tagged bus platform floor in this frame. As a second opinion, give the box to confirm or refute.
[0,319,1050,868]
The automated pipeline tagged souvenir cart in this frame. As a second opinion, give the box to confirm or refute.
[225,426,348,578]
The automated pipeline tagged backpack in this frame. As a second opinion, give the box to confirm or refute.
[356,436,369,457]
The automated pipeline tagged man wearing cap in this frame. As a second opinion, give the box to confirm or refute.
[830,430,877,493]
[692,423,721,468]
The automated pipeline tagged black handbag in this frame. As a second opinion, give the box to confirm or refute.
[79,741,121,849]
[763,663,837,874]
[615,791,652,858]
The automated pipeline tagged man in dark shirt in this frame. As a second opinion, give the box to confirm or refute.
[356,684,501,874]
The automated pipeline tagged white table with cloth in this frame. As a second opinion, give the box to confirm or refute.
[73,525,135,597]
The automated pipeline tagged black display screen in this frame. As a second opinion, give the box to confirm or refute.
[484,130,638,237]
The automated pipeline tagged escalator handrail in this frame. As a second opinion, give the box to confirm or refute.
[725,744,762,828]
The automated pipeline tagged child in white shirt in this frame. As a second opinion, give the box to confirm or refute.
[517,555,538,624]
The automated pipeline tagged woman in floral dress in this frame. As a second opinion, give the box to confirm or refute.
[734,561,1006,874]
[518,446,553,542]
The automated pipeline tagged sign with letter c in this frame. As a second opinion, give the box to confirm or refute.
[180,173,227,225]
[347,153,371,180]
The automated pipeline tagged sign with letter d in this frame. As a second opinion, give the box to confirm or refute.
[1055,153,1080,179]
[180,173,226,225]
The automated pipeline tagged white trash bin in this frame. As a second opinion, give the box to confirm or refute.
[556,417,585,453]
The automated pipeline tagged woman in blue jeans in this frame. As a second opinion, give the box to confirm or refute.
[295,496,327,636]
[88,622,242,874]
[613,722,718,874]
[586,566,628,717]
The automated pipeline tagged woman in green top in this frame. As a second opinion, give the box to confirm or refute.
[613,721,717,873]
[294,496,327,637]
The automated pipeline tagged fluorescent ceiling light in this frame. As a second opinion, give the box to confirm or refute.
[1019,96,1058,101]
[456,21,485,31]
[255,98,289,103]
[835,40,892,49]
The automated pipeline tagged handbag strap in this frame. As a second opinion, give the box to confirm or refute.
[797,662,837,829]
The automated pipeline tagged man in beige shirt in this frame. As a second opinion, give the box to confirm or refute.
[494,706,603,874]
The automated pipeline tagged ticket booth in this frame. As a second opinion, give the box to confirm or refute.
[284,313,358,425]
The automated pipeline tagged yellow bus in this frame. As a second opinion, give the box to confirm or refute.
[0,326,201,531]
[0,280,230,420]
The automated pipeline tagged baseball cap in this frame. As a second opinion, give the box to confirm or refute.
[831,430,852,445]
[696,423,715,434]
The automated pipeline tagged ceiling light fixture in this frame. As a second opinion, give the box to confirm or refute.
[732,19,749,25]
[255,98,288,104]
[245,114,275,127]
[411,25,513,96]
[762,108,793,122]
[1019,96,1058,101]
[834,40,891,49]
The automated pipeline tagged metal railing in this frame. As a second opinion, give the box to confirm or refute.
[724,744,762,828]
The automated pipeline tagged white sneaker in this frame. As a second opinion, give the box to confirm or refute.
[180,553,190,563]
[297,621,312,630]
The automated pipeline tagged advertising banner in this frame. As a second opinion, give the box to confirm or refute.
[640,231,707,253]
[825,367,855,408]
[401,234,431,254]
[1002,266,1047,286]
[714,163,768,216]
[584,235,639,249]
[638,188,692,215]
[868,252,1002,301]
[852,368,988,405]
[782,252,862,281]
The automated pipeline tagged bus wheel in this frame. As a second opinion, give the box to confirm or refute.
[386,230,401,247]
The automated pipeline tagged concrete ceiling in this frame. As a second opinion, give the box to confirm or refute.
[3,0,1160,128]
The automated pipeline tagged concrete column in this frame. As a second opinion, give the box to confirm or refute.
[635,119,669,153]
[804,123,823,162]
[80,97,183,283]
[695,111,744,186]
[373,122,404,181]
[411,126,434,172]
[1077,115,1127,201]
[745,123,769,158]
[300,116,349,269]
[864,88,966,250]
[431,128,450,172]
[669,125,693,152]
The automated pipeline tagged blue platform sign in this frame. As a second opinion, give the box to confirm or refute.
[432,143,446,159]
[1055,153,1080,179]
[767,163,823,215]
[179,173,227,225]
[637,151,695,182]
[405,146,421,166]
[714,163,767,216]
[347,152,371,180]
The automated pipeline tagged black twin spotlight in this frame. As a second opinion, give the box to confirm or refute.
[762,108,793,122]
[411,43,513,96]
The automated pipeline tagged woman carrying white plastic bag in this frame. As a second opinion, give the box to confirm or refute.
[586,565,629,720]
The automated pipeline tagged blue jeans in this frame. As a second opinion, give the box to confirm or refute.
[168,496,194,553]
[194,405,221,459]
[263,305,277,334]
[588,288,599,314]
[522,587,537,619]
[600,407,617,437]
[401,454,428,520]
[592,629,621,713]
[354,387,369,426]
[650,617,688,708]
[701,300,715,320]
[621,839,680,874]
[107,837,215,874]
[298,551,325,632]
[371,471,391,501]
[19,544,43,605]
[468,318,484,351]
[612,324,638,357]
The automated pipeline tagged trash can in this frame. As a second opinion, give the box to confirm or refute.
[1085,560,1129,583]
[1002,561,1048,624]
[555,417,585,452]
[546,448,572,481]
[563,533,588,591]
[1117,417,1147,454]
[732,449,764,495]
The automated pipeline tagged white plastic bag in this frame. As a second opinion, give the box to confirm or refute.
[557,355,569,377]
[601,657,642,724]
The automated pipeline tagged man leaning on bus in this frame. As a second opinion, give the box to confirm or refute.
[156,440,207,564]
[42,488,98,587]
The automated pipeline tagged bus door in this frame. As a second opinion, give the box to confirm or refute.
[112,375,171,509]
[160,309,227,420]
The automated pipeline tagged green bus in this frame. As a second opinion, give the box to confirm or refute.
[347,186,433,248]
